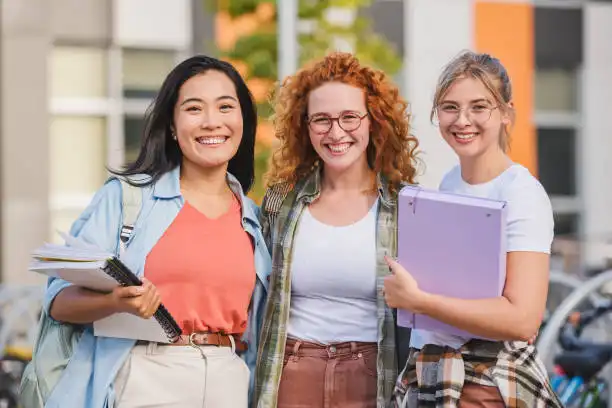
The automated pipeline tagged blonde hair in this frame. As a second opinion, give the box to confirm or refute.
[431,51,515,151]
[265,52,419,191]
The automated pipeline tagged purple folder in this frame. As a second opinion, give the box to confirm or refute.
[396,185,507,339]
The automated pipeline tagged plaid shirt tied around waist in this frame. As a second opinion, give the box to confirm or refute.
[393,340,564,408]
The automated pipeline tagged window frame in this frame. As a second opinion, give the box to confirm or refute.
[48,43,186,218]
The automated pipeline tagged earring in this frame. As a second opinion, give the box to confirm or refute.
[172,132,177,141]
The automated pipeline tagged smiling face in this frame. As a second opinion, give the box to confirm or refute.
[173,70,243,172]
[436,76,510,160]
[307,81,370,174]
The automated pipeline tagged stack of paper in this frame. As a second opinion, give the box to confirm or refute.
[30,236,181,343]
[30,243,120,293]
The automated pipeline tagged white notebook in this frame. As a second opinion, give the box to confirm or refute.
[31,235,182,343]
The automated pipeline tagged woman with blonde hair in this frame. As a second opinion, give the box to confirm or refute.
[254,52,419,408]
[385,51,562,407]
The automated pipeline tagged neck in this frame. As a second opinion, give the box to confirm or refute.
[321,159,375,192]
[459,147,513,185]
[179,160,229,195]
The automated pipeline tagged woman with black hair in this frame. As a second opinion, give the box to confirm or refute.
[39,55,270,408]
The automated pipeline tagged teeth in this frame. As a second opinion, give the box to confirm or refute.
[197,137,226,145]
[455,133,476,140]
[328,143,351,153]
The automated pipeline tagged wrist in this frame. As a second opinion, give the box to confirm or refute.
[411,290,432,315]
[104,292,123,315]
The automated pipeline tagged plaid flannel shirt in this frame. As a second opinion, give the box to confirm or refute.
[254,169,400,408]
[393,340,564,408]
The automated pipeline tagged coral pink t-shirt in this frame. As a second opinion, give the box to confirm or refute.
[145,197,255,335]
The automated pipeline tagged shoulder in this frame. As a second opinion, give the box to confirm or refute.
[68,178,124,238]
[502,165,554,253]
[241,195,261,218]
[93,178,124,207]
[439,165,461,190]
[107,172,153,187]
[502,165,552,210]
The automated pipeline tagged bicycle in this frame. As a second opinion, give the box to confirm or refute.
[0,346,31,408]
[550,301,612,407]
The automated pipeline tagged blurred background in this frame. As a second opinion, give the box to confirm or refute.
[0,0,611,405]
[2,0,611,286]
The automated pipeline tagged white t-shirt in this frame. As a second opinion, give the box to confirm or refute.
[287,200,379,344]
[409,164,554,349]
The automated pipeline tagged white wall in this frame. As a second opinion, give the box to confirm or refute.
[113,0,192,49]
[580,3,612,268]
[403,0,471,188]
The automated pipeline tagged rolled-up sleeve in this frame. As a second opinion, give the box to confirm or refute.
[43,179,123,318]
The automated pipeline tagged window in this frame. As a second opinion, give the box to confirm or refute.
[122,49,175,98]
[553,213,580,237]
[535,7,582,69]
[49,116,108,241]
[50,46,107,98]
[49,116,108,196]
[122,49,176,165]
[534,5,583,250]
[49,46,111,242]
[124,116,145,163]
[535,69,578,112]
[537,127,576,196]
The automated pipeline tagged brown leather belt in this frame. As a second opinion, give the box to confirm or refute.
[166,332,247,353]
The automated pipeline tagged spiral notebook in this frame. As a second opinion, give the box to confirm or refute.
[30,242,182,343]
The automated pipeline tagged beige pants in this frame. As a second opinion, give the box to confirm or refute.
[114,341,249,408]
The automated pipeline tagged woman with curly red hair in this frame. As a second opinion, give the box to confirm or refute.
[254,52,419,408]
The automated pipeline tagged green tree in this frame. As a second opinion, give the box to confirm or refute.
[212,0,403,201]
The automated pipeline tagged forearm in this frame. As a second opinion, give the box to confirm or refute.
[418,293,540,341]
[49,286,119,324]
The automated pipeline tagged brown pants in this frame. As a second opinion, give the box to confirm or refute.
[277,338,378,408]
[459,382,505,407]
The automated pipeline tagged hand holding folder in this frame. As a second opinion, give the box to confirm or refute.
[30,238,182,343]
[395,185,507,339]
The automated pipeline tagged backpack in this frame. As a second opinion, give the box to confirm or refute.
[19,179,142,408]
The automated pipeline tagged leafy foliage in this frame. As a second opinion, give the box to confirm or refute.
[213,0,402,201]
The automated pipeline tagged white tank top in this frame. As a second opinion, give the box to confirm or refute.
[287,200,379,344]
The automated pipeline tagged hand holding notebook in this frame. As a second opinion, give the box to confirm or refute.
[30,238,182,343]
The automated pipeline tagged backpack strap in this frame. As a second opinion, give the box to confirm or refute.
[118,178,142,254]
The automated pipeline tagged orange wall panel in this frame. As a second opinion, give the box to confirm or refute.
[475,2,537,175]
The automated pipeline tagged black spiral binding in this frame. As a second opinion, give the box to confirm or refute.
[103,258,182,343]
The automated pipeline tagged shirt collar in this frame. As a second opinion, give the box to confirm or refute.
[152,166,181,199]
[152,166,259,227]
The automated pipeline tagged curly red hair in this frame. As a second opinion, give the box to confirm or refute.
[265,52,420,191]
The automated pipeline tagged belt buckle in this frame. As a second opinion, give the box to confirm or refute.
[188,332,208,348]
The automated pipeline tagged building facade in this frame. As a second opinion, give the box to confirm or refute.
[1,0,611,285]
[400,0,612,270]
[1,0,210,284]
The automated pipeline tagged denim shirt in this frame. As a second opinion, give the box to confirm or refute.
[43,167,271,408]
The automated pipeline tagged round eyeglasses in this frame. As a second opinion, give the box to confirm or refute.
[435,103,498,125]
[307,111,368,134]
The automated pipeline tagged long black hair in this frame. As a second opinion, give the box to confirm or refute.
[111,55,257,193]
